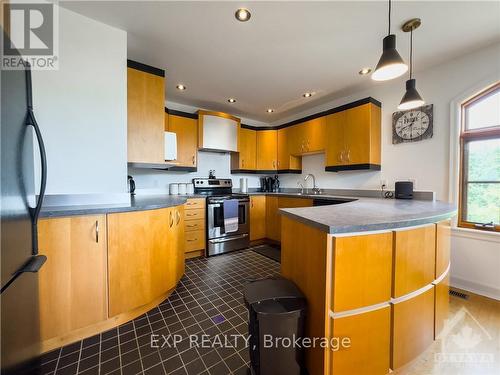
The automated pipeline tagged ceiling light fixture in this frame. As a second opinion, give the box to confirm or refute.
[303,92,314,98]
[235,8,251,22]
[176,84,186,91]
[266,109,274,113]
[398,18,425,110]
[228,98,236,103]
[371,0,408,81]
[359,67,372,75]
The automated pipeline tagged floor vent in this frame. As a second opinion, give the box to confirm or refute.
[449,289,469,300]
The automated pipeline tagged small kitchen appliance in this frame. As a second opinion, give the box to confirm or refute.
[395,181,414,199]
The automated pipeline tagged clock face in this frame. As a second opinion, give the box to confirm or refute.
[395,110,430,140]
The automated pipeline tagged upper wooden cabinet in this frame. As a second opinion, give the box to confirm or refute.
[231,126,256,171]
[325,102,381,171]
[38,215,108,341]
[256,130,278,171]
[166,112,198,169]
[127,60,166,164]
[289,117,326,155]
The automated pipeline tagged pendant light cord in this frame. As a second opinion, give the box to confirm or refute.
[388,0,392,35]
[409,28,413,79]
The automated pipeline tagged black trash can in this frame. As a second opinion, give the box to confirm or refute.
[243,278,307,375]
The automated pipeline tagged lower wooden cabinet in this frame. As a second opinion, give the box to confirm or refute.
[434,272,450,339]
[38,215,108,341]
[250,195,266,241]
[266,197,313,242]
[329,306,391,375]
[107,207,184,317]
[391,287,435,369]
[184,198,206,257]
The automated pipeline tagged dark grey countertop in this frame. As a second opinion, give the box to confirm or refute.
[40,194,190,218]
[279,197,456,234]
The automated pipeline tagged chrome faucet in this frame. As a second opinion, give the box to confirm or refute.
[297,181,305,194]
[304,174,321,194]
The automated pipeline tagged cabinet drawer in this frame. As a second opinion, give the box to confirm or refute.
[185,198,205,210]
[185,219,205,232]
[185,230,205,252]
[184,208,204,221]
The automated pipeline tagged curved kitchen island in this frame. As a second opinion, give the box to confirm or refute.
[38,195,189,353]
[279,198,456,375]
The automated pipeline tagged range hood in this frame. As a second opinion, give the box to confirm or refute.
[198,110,240,152]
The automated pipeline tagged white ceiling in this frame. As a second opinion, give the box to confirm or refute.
[62,1,500,123]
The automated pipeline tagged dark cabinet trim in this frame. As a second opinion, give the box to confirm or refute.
[127,60,165,77]
[165,108,199,120]
[167,166,197,172]
[231,169,302,175]
[325,164,381,172]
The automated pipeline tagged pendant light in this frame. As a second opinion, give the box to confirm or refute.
[372,0,408,81]
[398,18,425,110]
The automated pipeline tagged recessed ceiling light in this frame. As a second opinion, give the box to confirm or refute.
[176,84,186,90]
[359,67,372,75]
[228,98,236,103]
[303,92,314,98]
[235,8,251,22]
[266,109,274,113]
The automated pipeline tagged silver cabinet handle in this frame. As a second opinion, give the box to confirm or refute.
[169,211,174,228]
[187,238,198,242]
[346,149,351,162]
[192,155,195,165]
[186,224,198,228]
[176,210,181,225]
[95,220,99,243]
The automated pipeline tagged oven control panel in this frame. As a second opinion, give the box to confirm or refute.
[193,178,232,188]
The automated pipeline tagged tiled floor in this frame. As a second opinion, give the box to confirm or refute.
[33,250,280,375]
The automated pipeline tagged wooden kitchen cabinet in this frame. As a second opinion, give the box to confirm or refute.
[256,130,278,171]
[166,113,198,169]
[127,61,165,164]
[107,207,183,317]
[38,215,108,341]
[266,197,313,242]
[231,127,256,171]
[278,127,302,172]
[325,102,381,171]
[291,117,326,155]
[184,198,206,258]
[250,195,266,241]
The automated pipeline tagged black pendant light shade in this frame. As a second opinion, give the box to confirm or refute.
[372,34,408,81]
[398,79,424,110]
[398,18,425,110]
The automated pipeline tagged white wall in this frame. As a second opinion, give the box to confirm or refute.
[278,42,500,202]
[33,6,127,195]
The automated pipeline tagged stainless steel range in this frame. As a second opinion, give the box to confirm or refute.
[193,178,250,256]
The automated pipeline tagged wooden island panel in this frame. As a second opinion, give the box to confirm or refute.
[393,224,436,298]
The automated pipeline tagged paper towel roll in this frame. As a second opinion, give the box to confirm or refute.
[240,178,248,193]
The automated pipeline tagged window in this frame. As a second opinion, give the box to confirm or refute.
[459,83,500,231]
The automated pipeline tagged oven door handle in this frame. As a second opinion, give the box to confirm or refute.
[208,234,248,244]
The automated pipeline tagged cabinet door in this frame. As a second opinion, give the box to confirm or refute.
[265,196,280,241]
[38,215,108,340]
[256,130,278,171]
[167,114,198,168]
[171,206,185,282]
[277,128,289,170]
[108,208,170,317]
[239,127,257,170]
[127,67,165,163]
[325,111,346,167]
[250,195,266,241]
[303,117,326,153]
[344,104,371,165]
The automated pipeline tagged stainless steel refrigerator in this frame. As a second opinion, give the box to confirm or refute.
[1,38,48,373]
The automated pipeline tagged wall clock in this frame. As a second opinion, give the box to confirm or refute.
[392,104,433,144]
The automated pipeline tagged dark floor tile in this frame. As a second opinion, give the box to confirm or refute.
[169,367,187,375]
[99,357,120,374]
[141,351,162,370]
[100,346,119,362]
[200,350,221,369]
[121,348,140,366]
[100,337,118,351]
[101,328,117,341]
[57,352,80,369]
[179,347,198,365]
[158,346,177,361]
[119,330,136,344]
[144,363,165,375]
[121,360,142,375]
[162,354,183,373]
[185,357,206,374]
[207,361,230,375]
[56,362,78,375]
[77,354,99,372]
[38,359,57,374]
[78,365,99,375]
[224,353,245,372]
[60,342,81,357]
[120,339,138,354]
[41,349,61,364]
[80,344,99,360]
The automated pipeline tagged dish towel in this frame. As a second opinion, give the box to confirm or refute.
[223,199,239,233]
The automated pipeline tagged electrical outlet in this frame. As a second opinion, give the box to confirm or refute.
[380,179,388,189]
